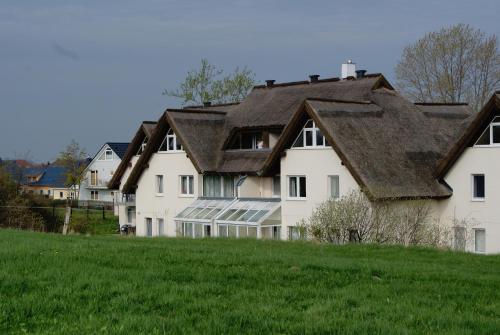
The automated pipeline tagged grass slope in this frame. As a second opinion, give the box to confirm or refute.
[0,230,499,334]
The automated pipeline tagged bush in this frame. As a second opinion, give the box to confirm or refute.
[299,190,451,248]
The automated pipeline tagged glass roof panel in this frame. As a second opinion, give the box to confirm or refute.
[175,198,235,221]
[214,199,280,224]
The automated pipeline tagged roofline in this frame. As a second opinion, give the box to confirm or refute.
[167,108,228,115]
[183,102,240,109]
[305,97,372,104]
[414,102,469,106]
[435,93,500,178]
[108,122,153,189]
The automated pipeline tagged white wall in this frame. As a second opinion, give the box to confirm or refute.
[116,155,139,226]
[135,152,200,237]
[437,146,500,253]
[280,147,359,239]
[79,144,122,203]
[238,176,274,198]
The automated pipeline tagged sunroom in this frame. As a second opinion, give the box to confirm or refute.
[174,198,281,239]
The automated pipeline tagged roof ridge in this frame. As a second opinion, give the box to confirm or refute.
[183,102,240,109]
[168,109,227,115]
[252,73,382,90]
[142,120,157,124]
[415,102,469,106]
[306,97,373,104]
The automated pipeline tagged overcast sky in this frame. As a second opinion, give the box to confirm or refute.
[1,0,498,162]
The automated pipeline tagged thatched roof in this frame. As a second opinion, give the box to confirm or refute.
[436,92,500,178]
[108,121,156,190]
[263,88,474,200]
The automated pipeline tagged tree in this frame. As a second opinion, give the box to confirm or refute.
[164,59,256,105]
[57,140,87,201]
[395,24,500,112]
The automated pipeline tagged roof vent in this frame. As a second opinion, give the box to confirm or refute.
[341,59,356,79]
[203,101,212,107]
[355,70,366,79]
[265,80,275,87]
[309,74,320,83]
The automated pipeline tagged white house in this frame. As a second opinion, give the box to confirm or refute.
[79,142,129,205]
[118,65,500,254]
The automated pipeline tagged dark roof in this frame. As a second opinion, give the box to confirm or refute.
[436,92,500,178]
[264,89,474,200]
[106,142,130,159]
[108,122,156,189]
[24,166,69,188]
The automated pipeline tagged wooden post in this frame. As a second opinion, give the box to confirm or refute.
[62,206,71,235]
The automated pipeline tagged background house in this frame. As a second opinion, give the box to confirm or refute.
[79,142,129,205]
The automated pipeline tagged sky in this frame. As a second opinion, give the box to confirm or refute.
[1,0,499,162]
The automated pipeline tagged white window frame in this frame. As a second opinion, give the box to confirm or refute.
[155,175,164,196]
[145,217,153,237]
[474,228,486,253]
[474,118,500,147]
[179,175,195,196]
[137,138,147,155]
[272,175,281,198]
[159,128,184,152]
[328,175,340,199]
[292,120,328,149]
[157,218,164,236]
[287,175,306,200]
[202,175,234,198]
[105,148,113,160]
[90,170,98,186]
[91,190,99,200]
[471,174,485,202]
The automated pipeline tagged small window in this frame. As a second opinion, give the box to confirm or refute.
[203,175,234,198]
[137,138,147,155]
[159,129,183,152]
[231,132,265,150]
[59,192,63,198]
[180,175,194,195]
[493,125,500,144]
[146,218,153,237]
[105,148,113,160]
[474,118,500,146]
[157,218,164,236]
[292,120,328,148]
[472,174,485,200]
[474,229,485,253]
[91,190,99,200]
[288,176,306,199]
[272,175,281,197]
[329,175,340,199]
[155,175,164,194]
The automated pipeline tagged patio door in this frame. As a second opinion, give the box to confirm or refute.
[146,218,152,237]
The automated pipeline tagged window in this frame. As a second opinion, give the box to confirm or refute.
[203,175,234,198]
[91,190,99,200]
[288,176,306,199]
[90,170,98,186]
[146,218,153,237]
[288,226,302,240]
[159,128,183,152]
[155,175,164,194]
[180,175,194,195]
[40,190,43,195]
[472,174,485,200]
[157,218,164,236]
[178,222,211,238]
[218,224,257,238]
[329,175,340,199]
[474,229,486,253]
[137,138,147,155]
[127,207,135,224]
[230,132,265,150]
[474,117,500,146]
[272,175,281,197]
[292,120,328,148]
[99,148,113,160]
[59,192,63,198]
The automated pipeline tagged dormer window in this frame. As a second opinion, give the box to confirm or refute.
[159,128,183,152]
[475,117,500,146]
[137,138,148,155]
[230,132,266,150]
[292,120,328,148]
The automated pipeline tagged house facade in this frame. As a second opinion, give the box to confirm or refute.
[79,142,129,205]
[118,67,500,254]
[20,166,76,199]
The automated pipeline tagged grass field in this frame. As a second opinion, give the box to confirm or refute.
[0,230,499,334]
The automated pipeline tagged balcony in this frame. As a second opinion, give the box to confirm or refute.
[118,194,136,205]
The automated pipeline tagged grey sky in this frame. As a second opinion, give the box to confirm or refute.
[1,0,498,161]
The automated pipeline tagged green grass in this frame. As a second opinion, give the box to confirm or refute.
[0,230,499,334]
[53,208,118,235]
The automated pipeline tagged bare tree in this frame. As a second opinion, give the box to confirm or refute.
[164,59,256,105]
[57,140,87,201]
[396,24,500,112]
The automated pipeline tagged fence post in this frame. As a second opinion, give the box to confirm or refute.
[102,206,105,220]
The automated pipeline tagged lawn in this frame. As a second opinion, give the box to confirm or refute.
[0,230,499,334]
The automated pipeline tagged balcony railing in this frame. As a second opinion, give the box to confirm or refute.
[118,194,136,205]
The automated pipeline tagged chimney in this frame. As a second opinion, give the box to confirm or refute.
[355,70,366,79]
[309,74,320,83]
[265,79,275,87]
[203,101,212,107]
[341,59,356,79]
